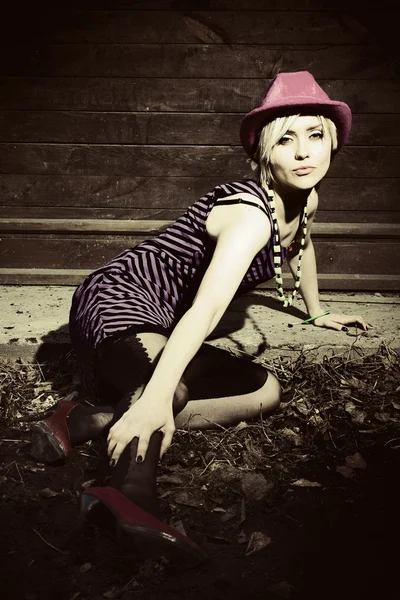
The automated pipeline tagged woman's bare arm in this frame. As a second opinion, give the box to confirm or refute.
[107,204,271,463]
[287,190,368,331]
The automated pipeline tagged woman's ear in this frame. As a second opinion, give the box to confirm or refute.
[329,148,339,162]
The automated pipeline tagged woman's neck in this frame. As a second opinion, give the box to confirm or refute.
[271,183,311,222]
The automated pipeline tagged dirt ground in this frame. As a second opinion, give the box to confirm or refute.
[1,345,399,600]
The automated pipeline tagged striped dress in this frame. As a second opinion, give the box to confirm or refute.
[70,179,288,390]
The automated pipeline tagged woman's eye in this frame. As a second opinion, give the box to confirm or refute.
[278,136,292,145]
[310,131,323,139]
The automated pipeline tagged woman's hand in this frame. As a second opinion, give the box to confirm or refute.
[313,312,369,332]
[107,394,175,465]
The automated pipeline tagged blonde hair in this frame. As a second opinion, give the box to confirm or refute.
[250,114,338,190]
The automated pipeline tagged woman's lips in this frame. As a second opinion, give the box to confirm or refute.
[293,167,315,175]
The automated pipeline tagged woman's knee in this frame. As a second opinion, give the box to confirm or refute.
[258,370,281,413]
[172,377,189,416]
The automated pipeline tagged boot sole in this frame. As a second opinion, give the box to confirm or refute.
[31,421,67,463]
[119,522,205,566]
[80,488,206,565]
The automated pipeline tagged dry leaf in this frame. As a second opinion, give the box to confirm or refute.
[239,498,247,524]
[174,491,204,508]
[345,452,367,470]
[81,479,96,490]
[26,466,45,473]
[103,590,119,599]
[217,464,240,483]
[267,581,294,599]
[206,533,231,543]
[279,427,302,446]
[241,472,273,502]
[245,531,272,556]
[237,530,247,544]
[345,400,356,413]
[170,519,187,537]
[157,474,184,485]
[34,382,52,394]
[292,479,321,488]
[295,400,310,416]
[308,413,325,428]
[232,421,249,433]
[336,465,356,479]
[220,506,236,523]
[374,412,390,423]
[244,438,265,462]
[39,487,58,498]
[345,402,367,424]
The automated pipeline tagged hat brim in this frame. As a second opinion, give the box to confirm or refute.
[240,99,352,158]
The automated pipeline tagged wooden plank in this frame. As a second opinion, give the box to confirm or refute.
[3,2,372,13]
[1,45,397,79]
[0,237,398,273]
[0,175,224,207]
[63,2,400,13]
[0,112,243,145]
[1,175,398,211]
[0,207,185,221]
[2,78,399,114]
[0,144,398,177]
[0,11,370,45]
[0,219,169,234]
[1,219,399,238]
[2,207,399,224]
[1,269,399,291]
[2,112,399,146]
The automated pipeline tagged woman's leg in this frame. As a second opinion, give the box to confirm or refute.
[82,330,204,561]
[95,330,173,518]
[175,343,281,430]
[84,333,280,507]
[81,332,279,560]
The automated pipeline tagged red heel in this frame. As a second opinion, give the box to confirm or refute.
[31,399,79,463]
[80,486,206,564]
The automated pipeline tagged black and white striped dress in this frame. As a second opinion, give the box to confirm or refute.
[69,179,288,388]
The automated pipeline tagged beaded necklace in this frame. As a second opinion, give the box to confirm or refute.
[266,187,308,308]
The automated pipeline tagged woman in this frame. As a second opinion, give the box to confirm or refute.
[32,71,367,560]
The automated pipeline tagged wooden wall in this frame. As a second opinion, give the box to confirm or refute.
[1,1,399,289]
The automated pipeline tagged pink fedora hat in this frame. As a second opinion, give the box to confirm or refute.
[240,71,352,158]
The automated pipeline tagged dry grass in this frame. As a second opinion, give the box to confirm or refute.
[0,344,398,598]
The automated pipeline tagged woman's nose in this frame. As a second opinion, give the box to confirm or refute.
[295,139,310,160]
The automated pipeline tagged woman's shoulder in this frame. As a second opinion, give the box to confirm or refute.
[212,178,263,200]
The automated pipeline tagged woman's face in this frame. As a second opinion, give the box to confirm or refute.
[269,115,332,191]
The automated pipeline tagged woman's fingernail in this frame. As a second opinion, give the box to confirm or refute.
[342,326,348,332]
[109,459,116,467]
[136,455,143,463]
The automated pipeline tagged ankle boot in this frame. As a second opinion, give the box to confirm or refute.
[31,400,114,463]
[79,380,205,562]
[105,375,189,516]
[108,431,163,519]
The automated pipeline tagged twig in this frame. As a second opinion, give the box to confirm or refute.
[15,462,24,484]
[32,528,69,554]
[122,576,137,592]
[259,405,273,446]
[78,452,100,459]
[199,457,215,476]
[34,361,45,381]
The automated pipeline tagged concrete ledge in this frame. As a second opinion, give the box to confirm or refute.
[0,286,399,363]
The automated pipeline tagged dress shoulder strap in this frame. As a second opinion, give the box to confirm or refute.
[213,198,269,217]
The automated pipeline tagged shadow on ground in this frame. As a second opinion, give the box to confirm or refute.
[1,342,399,599]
